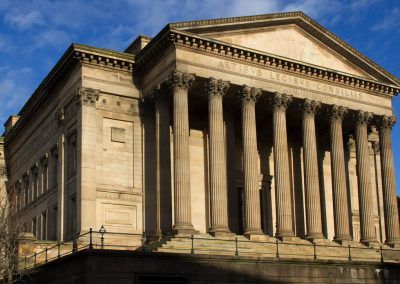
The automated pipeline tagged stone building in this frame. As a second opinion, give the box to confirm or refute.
[3,12,400,253]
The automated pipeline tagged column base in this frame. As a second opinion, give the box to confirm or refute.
[385,239,400,248]
[360,238,379,248]
[209,227,233,238]
[305,233,324,243]
[244,230,264,240]
[171,224,198,236]
[333,238,353,246]
[333,235,352,246]
[275,230,295,241]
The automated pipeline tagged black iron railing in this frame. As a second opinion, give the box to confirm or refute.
[16,227,400,272]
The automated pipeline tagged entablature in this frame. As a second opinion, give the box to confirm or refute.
[135,28,399,99]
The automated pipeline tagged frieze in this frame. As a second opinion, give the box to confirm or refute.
[97,189,143,202]
[216,59,365,101]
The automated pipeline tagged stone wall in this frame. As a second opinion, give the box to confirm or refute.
[24,249,400,283]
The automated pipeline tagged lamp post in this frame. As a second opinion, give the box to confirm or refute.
[99,225,106,249]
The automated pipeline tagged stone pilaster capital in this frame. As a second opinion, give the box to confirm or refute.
[329,105,348,122]
[239,85,261,105]
[376,115,396,131]
[40,153,49,166]
[300,99,320,117]
[353,110,373,126]
[55,107,65,125]
[206,78,230,98]
[166,70,195,91]
[74,87,99,107]
[150,85,170,106]
[271,92,292,111]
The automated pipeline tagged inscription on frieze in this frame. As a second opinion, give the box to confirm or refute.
[216,59,364,101]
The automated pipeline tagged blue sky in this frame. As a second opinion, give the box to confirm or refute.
[0,0,399,191]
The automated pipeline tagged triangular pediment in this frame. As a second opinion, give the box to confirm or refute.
[205,25,368,78]
[170,12,400,87]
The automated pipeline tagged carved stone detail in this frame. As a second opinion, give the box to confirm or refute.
[300,99,320,116]
[206,78,230,98]
[55,107,65,124]
[166,70,195,91]
[271,92,292,111]
[353,110,373,125]
[329,105,348,122]
[376,115,396,131]
[239,85,261,104]
[74,87,100,106]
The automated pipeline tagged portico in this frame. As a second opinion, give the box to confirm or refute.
[137,14,400,247]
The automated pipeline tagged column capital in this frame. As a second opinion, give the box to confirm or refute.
[74,87,99,107]
[206,78,230,98]
[353,110,373,126]
[166,70,195,91]
[376,115,396,131]
[271,92,292,111]
[300,99,320,117]
[150,85,170,106]
[239,85,261,104]
[329,105,348,122]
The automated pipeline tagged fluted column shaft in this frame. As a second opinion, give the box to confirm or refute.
[272,93,294,238]
[354,110,376,244]
[329,105,351,242]
[301,100,323,240]
[206,78,230,235]
[154,91,172,234]
[240,85,263,236]
[377,116,400,246]
[167,71,195,234]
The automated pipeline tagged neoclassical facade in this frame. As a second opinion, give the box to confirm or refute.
[3,12,400,248]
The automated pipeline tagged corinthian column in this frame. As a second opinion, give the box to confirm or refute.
[166,70,195,234]
[329,105,351,242]
[271,92,295,239]
[377,115,400,247]
[301,99,323,240]
[154,88,172,235]
[206,78,231,236]
[354,110,376,245]
[240,85,263,237]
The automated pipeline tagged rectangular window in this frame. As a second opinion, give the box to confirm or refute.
[51,147,58,188]
[32,217,37,237]
[67,133,77,178]
[68,196,77,240]
[53,205,58,240]
[41,211,47,240]
[24,177,29,206]
[42,163,48,192]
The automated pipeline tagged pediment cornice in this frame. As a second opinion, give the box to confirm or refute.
[168,12,400,88]
[135,28,399,97]
[5,44,134,143]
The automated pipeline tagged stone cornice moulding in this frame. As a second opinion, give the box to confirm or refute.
[135,28,399,97]
[5,44,134,144]
[169,11,400,87]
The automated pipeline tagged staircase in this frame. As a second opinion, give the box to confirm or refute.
[151,234,400,263]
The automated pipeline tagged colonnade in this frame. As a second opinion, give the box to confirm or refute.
[153,70,400,246]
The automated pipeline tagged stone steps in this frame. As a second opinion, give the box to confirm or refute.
[152,235,400,263]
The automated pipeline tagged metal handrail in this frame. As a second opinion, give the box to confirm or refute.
[16,227,400,272]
